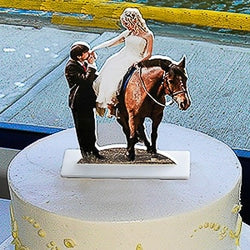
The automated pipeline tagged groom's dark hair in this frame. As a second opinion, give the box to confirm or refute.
[70,44,89,61]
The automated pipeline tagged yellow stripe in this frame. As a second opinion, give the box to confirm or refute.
[0,0,249,31]
[0,0,43,10]
[139,6,250,31]
[51,14,120,29]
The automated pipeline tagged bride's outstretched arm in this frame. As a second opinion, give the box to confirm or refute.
[92,30,129,51]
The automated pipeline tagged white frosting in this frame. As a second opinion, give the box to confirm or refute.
[8,123,242,249]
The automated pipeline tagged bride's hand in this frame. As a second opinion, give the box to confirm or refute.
[91,47,97,52]
[89,51,97,60]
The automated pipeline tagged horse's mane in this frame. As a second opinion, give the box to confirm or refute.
[138,55,176,71]
[138,55,187,78]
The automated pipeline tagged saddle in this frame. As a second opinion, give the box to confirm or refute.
[121,66,137,92]
[120,58,171,93]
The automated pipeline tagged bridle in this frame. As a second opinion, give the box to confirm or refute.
[138,65,187,108]
[162,68,188,98]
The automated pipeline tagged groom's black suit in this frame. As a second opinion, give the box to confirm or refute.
[65,59,98,155]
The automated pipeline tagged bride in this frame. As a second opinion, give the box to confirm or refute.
[92,8,154,117]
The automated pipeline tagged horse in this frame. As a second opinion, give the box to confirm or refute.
[116,56,191,161]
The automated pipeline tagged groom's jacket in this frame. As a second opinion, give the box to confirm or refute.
[65,59,97,110]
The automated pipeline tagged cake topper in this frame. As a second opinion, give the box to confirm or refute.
[63,7,191,179]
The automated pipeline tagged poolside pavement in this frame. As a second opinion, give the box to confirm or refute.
[0,20,249,151]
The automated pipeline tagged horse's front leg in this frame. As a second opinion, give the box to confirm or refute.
[127,113,139,161]
[150,114,163,154]
[151,127,158,154]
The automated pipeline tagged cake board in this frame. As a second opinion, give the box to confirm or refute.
[61,144,190,179]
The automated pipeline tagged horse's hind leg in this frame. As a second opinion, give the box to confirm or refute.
[137,122,151,151]
[127,137,137,161]
[117,116,130,145]
[126,114,140,161]
[117,115,136,161]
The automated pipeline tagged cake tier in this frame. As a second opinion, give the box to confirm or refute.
[8,123,242,250]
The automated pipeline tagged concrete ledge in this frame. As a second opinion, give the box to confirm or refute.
[0,122,63,150]
[0,0,249,31]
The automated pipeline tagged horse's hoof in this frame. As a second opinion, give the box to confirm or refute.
[147,147,157,154]
[151,153,158,159]
[126,152,135,161]
[126,155,135,161]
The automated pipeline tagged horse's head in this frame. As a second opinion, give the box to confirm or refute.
[163,56,191,110]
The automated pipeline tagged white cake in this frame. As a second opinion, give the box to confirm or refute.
[8,123,242,250]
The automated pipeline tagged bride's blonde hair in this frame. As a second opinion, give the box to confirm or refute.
[120,8,148,34]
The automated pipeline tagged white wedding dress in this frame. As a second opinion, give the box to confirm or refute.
[93,32,147,108]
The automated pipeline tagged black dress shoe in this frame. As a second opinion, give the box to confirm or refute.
[92,151,105,160]
[81,151,91,158]
[81,149,105,160]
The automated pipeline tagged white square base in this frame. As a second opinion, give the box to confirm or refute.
[61,146,190,180]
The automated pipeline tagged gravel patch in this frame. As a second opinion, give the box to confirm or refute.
[78,148,175,165]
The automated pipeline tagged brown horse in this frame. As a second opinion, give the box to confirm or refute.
[116,56,191,161]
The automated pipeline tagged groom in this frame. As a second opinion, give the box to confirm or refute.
[65,41,104,159]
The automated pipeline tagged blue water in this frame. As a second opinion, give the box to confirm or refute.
[118,0,250,14]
